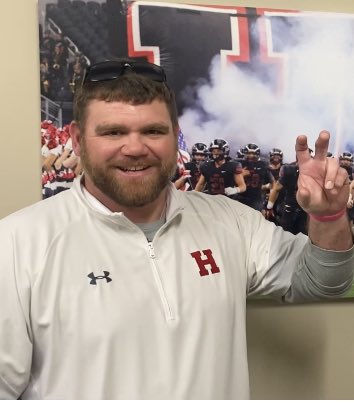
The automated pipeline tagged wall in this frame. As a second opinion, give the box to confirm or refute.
[1,0,354,399]
[0,0,42,217]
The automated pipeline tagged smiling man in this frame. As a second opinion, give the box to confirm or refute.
[73,99,177,217]
[0,59,353,400]
[70,62,179,223]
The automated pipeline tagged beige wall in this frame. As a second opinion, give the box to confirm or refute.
[0,0,42,217]
[1,0,354,399]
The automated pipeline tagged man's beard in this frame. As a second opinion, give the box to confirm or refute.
[80,141,177,208]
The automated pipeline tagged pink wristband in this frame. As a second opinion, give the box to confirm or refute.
[309,208,347,222]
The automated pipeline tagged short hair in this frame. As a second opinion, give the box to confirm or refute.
[73,74,179,132]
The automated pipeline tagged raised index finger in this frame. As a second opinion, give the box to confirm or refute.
[295,134,311,166]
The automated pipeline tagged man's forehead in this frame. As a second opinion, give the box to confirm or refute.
[87,98,167,109]
[86,99,171,122]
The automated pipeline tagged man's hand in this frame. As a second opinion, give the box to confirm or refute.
[296,130,349,215]
[181,169,191,179]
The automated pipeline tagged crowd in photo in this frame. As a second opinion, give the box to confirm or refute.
[172,138,354,235]
[38,2,354,239]
[41,120,82,199]
[40,29,87,102]
[41,118,354,237]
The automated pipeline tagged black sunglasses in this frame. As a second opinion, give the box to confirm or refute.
[82,60,167,85]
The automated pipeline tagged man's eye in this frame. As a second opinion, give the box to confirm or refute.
[146,129,167,135]
[102,130,123,136]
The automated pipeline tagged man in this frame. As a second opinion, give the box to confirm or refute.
[268,147,283,181]
[0,59,353,400]
[195,138,246,198]
[348,179,354,227]
[174,142,208,191]
[235,146,247,163]
[339,152,354,225]
[339,152,354,180]
[266,160,308,235]
[263,148,284,223]
[237,143,274,211]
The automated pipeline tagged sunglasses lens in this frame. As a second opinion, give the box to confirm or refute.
[130,63,166,82]
[83,61,166,84]
[85,62,124,82]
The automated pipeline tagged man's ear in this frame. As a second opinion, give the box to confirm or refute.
[70,121,81,156]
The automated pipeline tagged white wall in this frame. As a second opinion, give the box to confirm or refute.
[1,0,354,399]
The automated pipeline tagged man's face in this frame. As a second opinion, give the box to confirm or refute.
[340,159,352,168]
[194,153,205,164]
[271,155,281,164]
[211,148,223,161]
[246,152,258,162]
[71,99,178,209]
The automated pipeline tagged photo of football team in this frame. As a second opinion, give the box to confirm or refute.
[38,0,354,295]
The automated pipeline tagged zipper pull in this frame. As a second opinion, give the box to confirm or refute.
[148,242,156,258]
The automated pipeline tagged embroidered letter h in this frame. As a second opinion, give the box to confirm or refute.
[190,249,220,277]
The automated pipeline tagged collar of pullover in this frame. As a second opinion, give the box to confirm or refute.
[72,175,185,225]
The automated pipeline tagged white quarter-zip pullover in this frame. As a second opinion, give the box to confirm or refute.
[0,178,353,399]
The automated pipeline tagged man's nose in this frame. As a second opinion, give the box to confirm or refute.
[121,133,148,156]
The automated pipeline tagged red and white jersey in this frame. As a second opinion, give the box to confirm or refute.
[49,144,63,157]
[64,137,73,152]
[41,144,50,158]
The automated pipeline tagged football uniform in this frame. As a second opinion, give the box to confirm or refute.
[184,161,203,190]
[278,163,308,235]
[269,164,281,181]
[171,161,204,191]
[200,160,242,196]
[267,163,284,223]
[341,164,354,181]
[238,159,274,211]
[342,165,354,221]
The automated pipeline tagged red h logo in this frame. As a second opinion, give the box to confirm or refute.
[190,249,221,277]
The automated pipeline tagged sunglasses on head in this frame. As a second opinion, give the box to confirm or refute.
[82,60,167,85]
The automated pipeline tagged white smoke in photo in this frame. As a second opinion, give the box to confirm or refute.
[178,11,354,163]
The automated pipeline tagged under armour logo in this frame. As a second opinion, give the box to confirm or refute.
[190,249,220,277]
[88,271,112,285]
